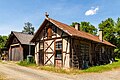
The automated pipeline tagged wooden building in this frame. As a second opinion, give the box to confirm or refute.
[6,31,35,61]
[31,15,115,69]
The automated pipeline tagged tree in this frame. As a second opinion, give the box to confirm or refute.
[22,22,35,35]
[71,21,97,35]
[0,35,8,48]
[80,22,97,35]
[114,17,120,58]
[98,17,120,58]
[115,17,120,43]
[98,18,116,44]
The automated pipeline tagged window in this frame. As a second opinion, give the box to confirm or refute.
[56,41,62,50]
[55,41,62,59]
[55,50,62,59]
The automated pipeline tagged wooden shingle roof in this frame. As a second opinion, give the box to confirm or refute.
[31,17,115,47]
[12,31,34,45]
[6,31,34,47]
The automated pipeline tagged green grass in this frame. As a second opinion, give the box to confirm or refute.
[17,59,120,74]
[17,61,82,74]
[82,59,120,73]
[17,60,36,67]
[37,66,82,74]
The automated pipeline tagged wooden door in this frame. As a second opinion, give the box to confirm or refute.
[11,47,20,61]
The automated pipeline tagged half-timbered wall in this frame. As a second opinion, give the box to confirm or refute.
[35,42,39,65]
[63,38,70,68]
[34,21,115,69]
[44,40,55,65]
[34,22,70,68]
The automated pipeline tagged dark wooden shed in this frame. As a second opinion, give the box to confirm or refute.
[6,31,35,61]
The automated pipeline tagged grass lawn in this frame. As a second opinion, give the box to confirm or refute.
[17,58,120,74]
[83,59,120,73]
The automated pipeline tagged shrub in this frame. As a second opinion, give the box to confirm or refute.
[17,60,35,67]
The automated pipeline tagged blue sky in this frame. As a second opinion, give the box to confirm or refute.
[0,0,120,35]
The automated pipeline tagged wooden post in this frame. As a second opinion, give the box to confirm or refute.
[29,42,31,55]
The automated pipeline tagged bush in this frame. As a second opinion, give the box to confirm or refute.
[17,60,35,67]
[114,48,120,58]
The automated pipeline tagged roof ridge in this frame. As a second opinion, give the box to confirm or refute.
[12,31,33,36]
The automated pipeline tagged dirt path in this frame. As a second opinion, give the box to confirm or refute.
[0,62,120,80]
[0,63,73,80]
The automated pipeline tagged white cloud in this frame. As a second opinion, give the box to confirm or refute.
[85,7,99,16]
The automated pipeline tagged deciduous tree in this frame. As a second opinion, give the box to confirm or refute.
[71,21,97,35]
[0,35,8,48]
[98,18,116,44]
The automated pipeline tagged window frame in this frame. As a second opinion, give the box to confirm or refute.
[55,41,62,60]
[55,41,62,50]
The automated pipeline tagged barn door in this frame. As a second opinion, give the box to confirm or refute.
[11,47,20,61]
[55,41,62,67]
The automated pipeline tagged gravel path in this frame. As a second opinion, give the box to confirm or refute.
[0,62,120,80]
[0,63,73,80]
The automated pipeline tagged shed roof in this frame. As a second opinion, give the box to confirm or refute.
[31,17,115,47]
[6,31,34,47]
[13,31,34,45]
